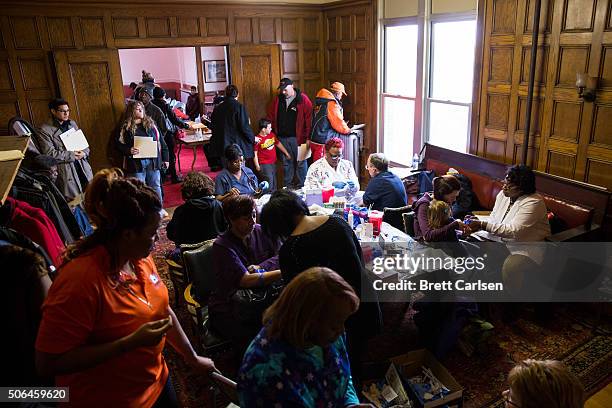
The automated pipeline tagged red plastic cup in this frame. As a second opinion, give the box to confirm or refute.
[322,187,334,203]
[369,210,383,236]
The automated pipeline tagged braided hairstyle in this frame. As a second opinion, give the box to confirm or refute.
[64,168,161,272]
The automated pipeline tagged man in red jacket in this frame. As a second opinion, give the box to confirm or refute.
[266,78,313,189]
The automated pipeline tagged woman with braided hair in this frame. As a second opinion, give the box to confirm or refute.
[36,168,215,408]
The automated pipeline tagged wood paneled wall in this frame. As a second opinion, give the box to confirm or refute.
[0,1,360,149]
[323,0,377,180]
[477,0,612,193]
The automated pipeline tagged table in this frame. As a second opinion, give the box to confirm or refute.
[176,130,211,172]
[0,136,29,204]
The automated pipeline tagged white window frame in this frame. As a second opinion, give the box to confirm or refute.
[423,12,477,153]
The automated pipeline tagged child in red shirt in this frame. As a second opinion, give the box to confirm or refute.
[254,118,290,191]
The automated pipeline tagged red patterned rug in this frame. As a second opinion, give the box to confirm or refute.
[152,219,612,407]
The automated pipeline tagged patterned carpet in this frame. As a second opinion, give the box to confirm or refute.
[152,218,612,407]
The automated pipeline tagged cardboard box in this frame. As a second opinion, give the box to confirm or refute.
[390,349,463,408]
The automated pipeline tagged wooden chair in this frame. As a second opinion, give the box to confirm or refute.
[182,240,233,356]
[207,371,239,407]
[164,258,187,308]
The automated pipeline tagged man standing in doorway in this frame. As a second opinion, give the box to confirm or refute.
[186,85,201,121]
[266,78,312,189]
[310,82,352,162]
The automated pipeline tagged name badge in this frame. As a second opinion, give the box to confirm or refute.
[150,273,160,285]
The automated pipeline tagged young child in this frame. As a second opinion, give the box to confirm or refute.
[254,118,291,191]
[427,199,459,241]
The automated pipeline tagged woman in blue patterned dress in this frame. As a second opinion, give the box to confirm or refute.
[238,267,371,407]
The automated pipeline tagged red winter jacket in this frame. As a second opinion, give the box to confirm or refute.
[266,89,313,145]
[5,197,65,266]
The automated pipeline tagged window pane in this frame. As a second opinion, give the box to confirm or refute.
[385,25,418,97]
[430,20,476,103]
[428,102,469,153]
[383,96,414,165]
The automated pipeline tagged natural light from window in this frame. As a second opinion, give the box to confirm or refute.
[427,19,477,153]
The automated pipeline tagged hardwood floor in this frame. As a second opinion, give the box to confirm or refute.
[585,383,612,408]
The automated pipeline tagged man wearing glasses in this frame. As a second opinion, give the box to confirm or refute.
[37,98,93,203]
[304,137,359,192]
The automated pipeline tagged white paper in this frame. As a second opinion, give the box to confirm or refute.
[351,123,365,130]
[12,121,31,136]
[297,143,311,162]
[133,136,158,159]
[59,129,89,152]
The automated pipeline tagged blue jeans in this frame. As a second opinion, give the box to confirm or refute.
[280,136,307,189]
[259,163,277,191]
[131,159,163,203]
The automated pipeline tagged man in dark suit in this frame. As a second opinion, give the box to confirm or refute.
[210,84,255,170]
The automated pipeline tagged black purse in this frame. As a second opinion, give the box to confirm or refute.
[230,280,284,325]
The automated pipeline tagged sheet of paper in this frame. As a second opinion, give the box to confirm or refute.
[60,129,89,151]
[133,136,158,159]
[351,123,365,130]
[297,143,311,161]
[12,121,31,136]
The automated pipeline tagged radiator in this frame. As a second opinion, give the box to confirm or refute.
[339,130,362,175]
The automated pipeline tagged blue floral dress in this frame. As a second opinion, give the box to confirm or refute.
[238,328,359,407]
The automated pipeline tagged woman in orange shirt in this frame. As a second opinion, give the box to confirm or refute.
[36,168,215,408]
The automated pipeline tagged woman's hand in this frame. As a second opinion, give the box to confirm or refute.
[247,265,262,273]
[187,355,217,374]
[74,150,85,160]
[121,317,172,350]
[130,147,140,155]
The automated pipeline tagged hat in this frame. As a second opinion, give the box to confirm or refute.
[277,78,293,90]
[136,86,153,98]
[330,82,347,96]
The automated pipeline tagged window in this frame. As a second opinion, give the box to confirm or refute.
[382,24,418,166]
[426,19,477,153]
[380,6,477,162]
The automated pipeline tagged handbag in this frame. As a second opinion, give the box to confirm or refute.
[230,280,284,324]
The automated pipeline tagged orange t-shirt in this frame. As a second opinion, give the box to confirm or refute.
[36,246,169,408]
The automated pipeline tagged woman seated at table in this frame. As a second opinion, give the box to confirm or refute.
[166,172,226,256]
[466,165,550,242]
[210,194,282,354]
[214,144,262,201]
[413,175,465,242]
[304,137,359,193]
[238,267,362,407]
[260,190,381,383]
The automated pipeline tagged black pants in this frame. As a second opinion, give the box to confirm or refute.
[152,375,179,408]
[164,132,178,180]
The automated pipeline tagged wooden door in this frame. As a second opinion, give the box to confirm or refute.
[229,45,281,133]
[53,49,126,172]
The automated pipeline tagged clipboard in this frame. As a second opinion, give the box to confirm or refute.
[297,143,311,161]
[59,128,89,151]
[133,136,158,159]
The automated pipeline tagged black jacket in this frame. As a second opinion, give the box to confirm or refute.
[152,99,189,135]
[115,124,169,173]
[210,97,255,159]
[166,196,226,245]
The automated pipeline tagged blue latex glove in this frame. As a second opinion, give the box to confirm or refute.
[346,180,356,190]
[332,181,347,189]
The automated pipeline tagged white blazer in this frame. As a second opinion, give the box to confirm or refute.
[486,191,551,242]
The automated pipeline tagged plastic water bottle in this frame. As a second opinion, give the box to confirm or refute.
[412,153,419,169]
[347,211,354,229]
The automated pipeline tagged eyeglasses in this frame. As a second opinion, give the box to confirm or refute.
[55,109,70,113]
[502,389,521,407]
[329,153,343,159]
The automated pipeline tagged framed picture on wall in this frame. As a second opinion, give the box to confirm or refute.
[204,60,226,83]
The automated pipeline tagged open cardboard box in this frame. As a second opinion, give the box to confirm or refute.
[389,349,463,408]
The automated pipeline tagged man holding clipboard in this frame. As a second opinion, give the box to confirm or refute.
[37,98,93,202]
